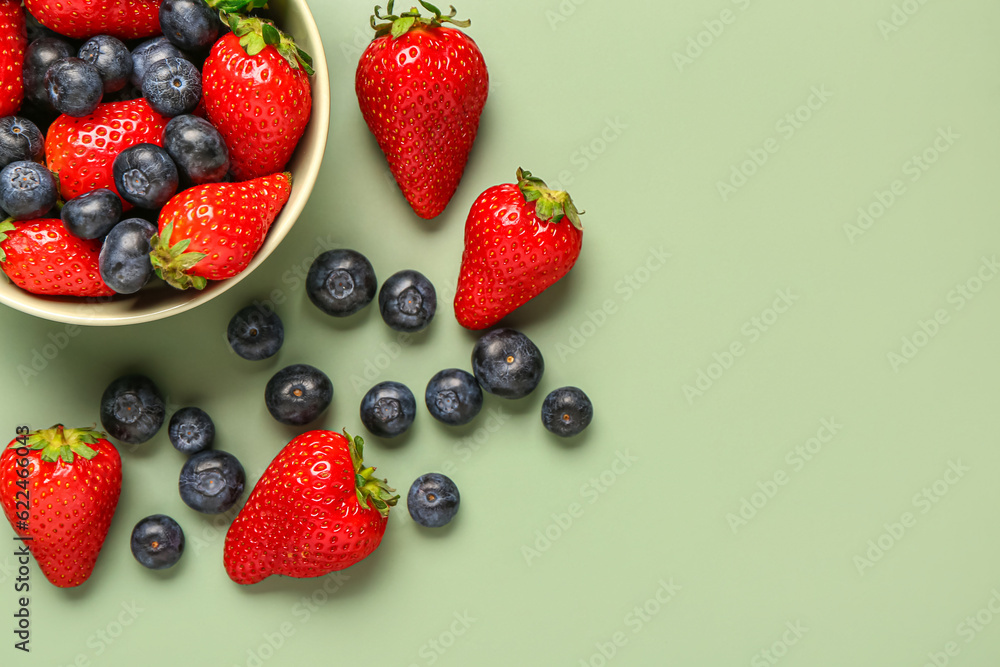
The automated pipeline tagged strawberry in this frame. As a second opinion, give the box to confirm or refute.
[0,0,26,117]
[149,172,291,289]
[356,1,488,220]
[202,18,313,182]
[45,98,168,205]
[24,0,160,40]
[454,168,584,330]
[0,218,116,296]
[1,425,122,588]
[224,430,397,585]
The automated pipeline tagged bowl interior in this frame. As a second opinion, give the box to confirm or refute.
[0,0,330,326]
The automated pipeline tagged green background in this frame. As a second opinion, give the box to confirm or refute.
[3,0,1000,665]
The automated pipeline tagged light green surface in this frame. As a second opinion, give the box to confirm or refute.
[3,0,1000,664]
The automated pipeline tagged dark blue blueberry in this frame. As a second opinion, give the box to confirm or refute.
[100,374,165,444]
[378,269,437,333]
[407,473,460,528]
[227,305,284,360]
[78,35,132,94]
[44,57,104,117]
[61,188,122,239]
[0,161,57,220]
[130,37,185,89]
[0,117,45,171]
[112,143,178,209]
[23,37,74,106]
[159,0,222,52]
[425,369,483,426]
[265,364,333,425]
[130,514,185,569]
[541,387,593,437]
[163,115,229,185]
[141,57,201,117]
[306,249,377,317]
[98,218,156,294]
[360,381,416,438]
[179,450,245,514]
[471,328,545,399]
[168,407,215,454]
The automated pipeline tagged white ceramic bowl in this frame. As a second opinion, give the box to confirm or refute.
[0,0,330,326]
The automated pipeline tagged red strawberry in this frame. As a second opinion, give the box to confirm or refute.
[202,19,312,182]
[0,218,116,297]
[454,168,584,330]
[45,98,168,204]
[356,1,488,220]
[1,425,122,588]
[0,0,26,117]
[24,0,160,40]
[224,430,397,585]
[150,172,291,289]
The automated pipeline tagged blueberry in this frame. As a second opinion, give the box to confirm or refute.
[23,37,74,106]
[425,369,483,426]
[159,0,222,52]
[130,37,185,89]
[306,249,377,317]
[378,269,437,332]
[130,514,185,569]
[407,473,460,528]
[168,407,215,454]
[61,189,121,239]
[78,35,132,93]
[99,218,156,294]
[265,364,333,425]
[541,387,593,437]
[360,381,416,438]
[44,57,104,117]
[179,450,245,514]
[163,115,229,185]
[0,117,45,171]
[471,328,545,399]
[112,143,178,209]
[141,57,201,117]
[227,305,284,361]
[100,374,165,444]
[0,161,57,220]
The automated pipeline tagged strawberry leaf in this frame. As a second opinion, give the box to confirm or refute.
[391,16,415,38]
[0,219,14,263]
[261,22,281,46]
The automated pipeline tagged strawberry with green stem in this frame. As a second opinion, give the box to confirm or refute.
[454,168,584,330]
[0,425,122,588]
[224,429,398,584]
[356,1,489,220]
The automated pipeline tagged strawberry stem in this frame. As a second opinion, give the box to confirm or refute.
[344,429,398,518]
[14,425,104,464]
[516,168,584,230]
[0,218,15,263]
[223,12,315,74]
[148,222,210,291]
[370,1,472,39]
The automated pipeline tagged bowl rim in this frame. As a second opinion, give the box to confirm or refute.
[0,0,331,327]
